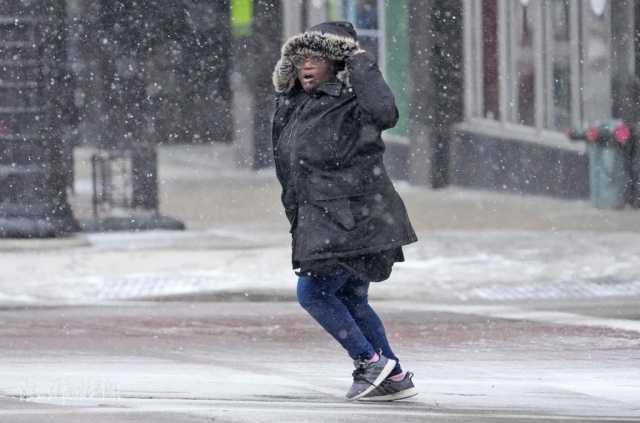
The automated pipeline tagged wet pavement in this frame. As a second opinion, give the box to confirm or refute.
[1,143,640,421]
[0,301,639,422]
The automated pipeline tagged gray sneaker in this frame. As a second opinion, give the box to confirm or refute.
[359,371,418,402]
[345,354,397,401]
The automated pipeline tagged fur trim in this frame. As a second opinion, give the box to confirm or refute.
[273,31,358,94]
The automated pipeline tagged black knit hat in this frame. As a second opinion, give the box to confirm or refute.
[306,21,358,42]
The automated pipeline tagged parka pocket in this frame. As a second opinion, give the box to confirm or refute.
[308,169,382,201]
[315,198,356,231]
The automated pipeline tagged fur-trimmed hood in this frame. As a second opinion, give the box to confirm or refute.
[272,21,359,94]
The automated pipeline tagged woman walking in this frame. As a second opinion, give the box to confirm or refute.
[271,21,418,401]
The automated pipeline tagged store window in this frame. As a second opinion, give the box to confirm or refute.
[546,0,572,130]
[335,0,410,140]
[482,0,500,120]
[510,1,536,126]
[342,0,384,67]
[464,0,582,134]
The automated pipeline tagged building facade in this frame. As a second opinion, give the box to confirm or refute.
[453,0,636,199]
[0,0,77,237]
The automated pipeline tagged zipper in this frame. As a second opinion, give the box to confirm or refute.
[283,96,310,259]
[284,96,309,205]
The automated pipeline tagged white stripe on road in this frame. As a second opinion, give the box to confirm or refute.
[384,303,640,333]
[0,398,638,421]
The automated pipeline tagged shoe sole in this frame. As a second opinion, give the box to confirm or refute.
[346,358,397,401]
[357,387,419,402]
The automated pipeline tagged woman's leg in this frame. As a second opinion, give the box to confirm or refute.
[335,276,403,376]
[297,271,376,361]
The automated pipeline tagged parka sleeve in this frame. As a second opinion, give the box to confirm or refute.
[346,51,399,130]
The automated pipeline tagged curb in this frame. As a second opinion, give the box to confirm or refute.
[0,235,91,252]
[140,289,296,303]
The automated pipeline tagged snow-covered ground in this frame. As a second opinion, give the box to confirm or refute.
[2,144,639,307]
[1,228,640,305]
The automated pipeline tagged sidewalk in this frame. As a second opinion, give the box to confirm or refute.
[1,144,639,305]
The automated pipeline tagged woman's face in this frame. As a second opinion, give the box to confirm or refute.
[296,56,334,92]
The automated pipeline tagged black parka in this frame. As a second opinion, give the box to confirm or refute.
[271,23,417,282]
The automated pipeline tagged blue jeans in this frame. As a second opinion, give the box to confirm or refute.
[297,269,401,375]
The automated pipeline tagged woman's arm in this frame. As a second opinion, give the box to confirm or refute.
[346,51,399,130]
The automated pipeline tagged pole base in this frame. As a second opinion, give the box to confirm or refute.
[79,214,186,233]
[0,217,79,238]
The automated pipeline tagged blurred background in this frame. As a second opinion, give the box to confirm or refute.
[0,0,639,237]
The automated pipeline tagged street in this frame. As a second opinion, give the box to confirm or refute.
[0,299,638,422]
[0,144,639,421]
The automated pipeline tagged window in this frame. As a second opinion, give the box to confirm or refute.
[464,0,582,135]
[482,0,500,120]
[342,0,385,71]
[508,1,536,126]
[334,0,410,140]
[546,0,572,130]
